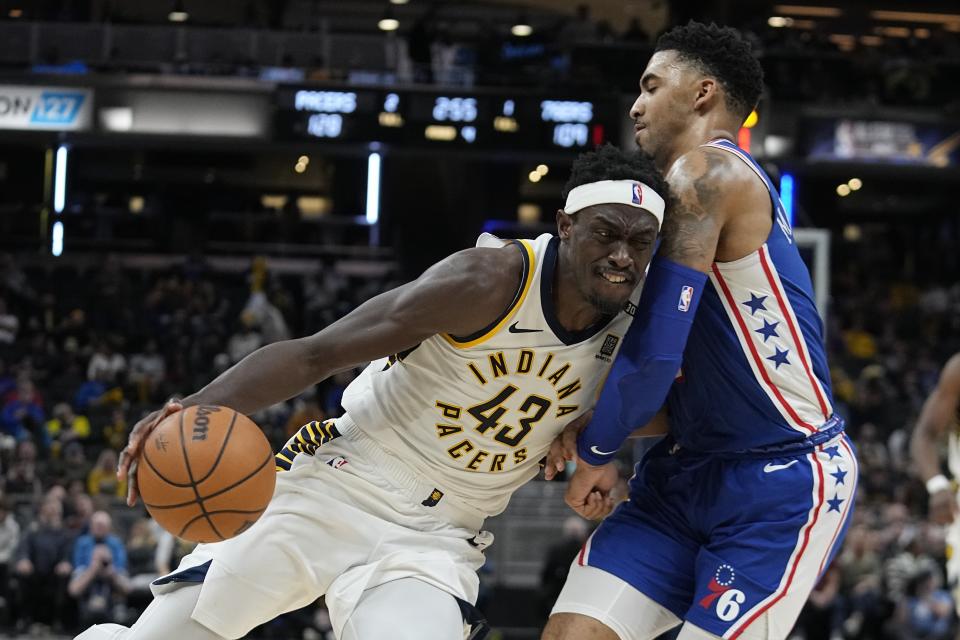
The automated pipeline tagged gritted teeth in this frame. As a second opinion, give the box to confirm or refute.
[600,271,630,284]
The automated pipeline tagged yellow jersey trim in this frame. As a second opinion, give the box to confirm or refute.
[443,239,536,349]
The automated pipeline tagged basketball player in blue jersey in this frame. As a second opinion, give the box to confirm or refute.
[76,145,670,640]
[543,22,858,640]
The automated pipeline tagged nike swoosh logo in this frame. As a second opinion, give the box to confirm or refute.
[590,445,617,456]
[508,321,543,334]
[763,460,799,473]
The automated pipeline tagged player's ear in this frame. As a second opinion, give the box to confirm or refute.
[693,77,718,112]
[557,209,574,240]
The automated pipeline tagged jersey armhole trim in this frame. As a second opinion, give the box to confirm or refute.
[442,239,535,349]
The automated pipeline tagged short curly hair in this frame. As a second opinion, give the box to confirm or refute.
[562,144,669,207]
[655,21,763,120]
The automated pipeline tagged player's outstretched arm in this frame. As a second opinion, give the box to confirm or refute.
[910,353,960,524]
[119,245,523,504]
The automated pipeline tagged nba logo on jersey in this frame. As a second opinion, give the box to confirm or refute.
[631,182,643,205]
[678,286,694,312]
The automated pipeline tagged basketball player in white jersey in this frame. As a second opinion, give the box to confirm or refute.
[76,144,669,640]
[911,353,960,619]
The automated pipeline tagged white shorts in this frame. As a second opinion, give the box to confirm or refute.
[152,416,490,639]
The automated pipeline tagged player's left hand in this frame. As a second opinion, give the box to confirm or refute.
[544,410,593,481]
[564,458,619,521]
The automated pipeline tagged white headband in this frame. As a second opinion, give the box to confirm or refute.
[564,180,665,230]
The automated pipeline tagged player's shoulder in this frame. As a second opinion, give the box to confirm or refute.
[667,146,755,197]
[430,242,526,307]
[941,353,960,388]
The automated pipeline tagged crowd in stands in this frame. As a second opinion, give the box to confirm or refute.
[1,2,957,110]
[0,252,391,636]
[1,237,960,638]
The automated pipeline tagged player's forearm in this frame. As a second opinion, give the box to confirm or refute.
[183,338,334,415]
[577,257,706,465]
[911,422,945,481]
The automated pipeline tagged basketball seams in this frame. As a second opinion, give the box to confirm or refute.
[177,508,267,539]
[141,448,195,488]
[198,451,275,500]
[148,451,274,511]
[179,408,225,541]
[193,409,239,485]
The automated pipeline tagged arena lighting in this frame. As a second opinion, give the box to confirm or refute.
[378,10,399,32]
[870,10,960,26]
[511,23,533,37]
[389,0,409,4]
[779,173,795,226]
[365,151,381,225]
[836,184,851,197]
[168,1,188,22]
[54,145,67,214]
[536,164,549,176]
[773,5,842,17]
[528,171,541,183]
[767,16,793,27]
[848,178,862,191]
[8,8,22,18]
[51,221,64,257]
[737,127,751,153]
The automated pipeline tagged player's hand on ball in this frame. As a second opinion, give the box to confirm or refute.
[544,410,593,481]
[118,398,184,507]
[564,459,618,521]
[929,487,958,525]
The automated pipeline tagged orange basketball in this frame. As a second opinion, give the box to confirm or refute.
[137,405,276,543]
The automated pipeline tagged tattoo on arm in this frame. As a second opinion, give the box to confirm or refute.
[658,150,728,271]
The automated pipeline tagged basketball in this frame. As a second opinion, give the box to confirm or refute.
[137,405,276,543]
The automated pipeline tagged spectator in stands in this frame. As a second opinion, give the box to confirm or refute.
[102,407,129,452]
[795,563,841,640]
[5,440,42,498]
[69,510,130,627]
[895,568,954,639]
[66,493,95,536]
[838,525,885,638]
[0,297,17,346]
[45,402,91,457]
[227,312,263,364]
[87,339,127,385]
[13,498,74,632]
[125,518,159,606]
[50,440,92,488]
[125,519,157,580]
[128,340,166,403]
[1,377,45,442]
[0,357,14,398]
[87,449,126,499]
[0,497,20,620]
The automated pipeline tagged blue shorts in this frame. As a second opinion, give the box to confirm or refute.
[580,434,857,638]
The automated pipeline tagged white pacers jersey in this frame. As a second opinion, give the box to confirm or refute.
[341,232,640,520]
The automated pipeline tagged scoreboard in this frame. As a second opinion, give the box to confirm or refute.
[275,87,622,151]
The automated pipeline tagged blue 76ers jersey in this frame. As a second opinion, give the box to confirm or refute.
[666,139,836,452]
